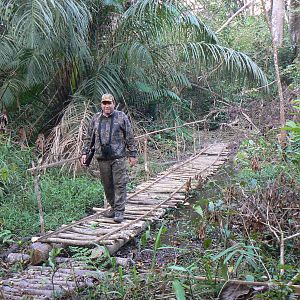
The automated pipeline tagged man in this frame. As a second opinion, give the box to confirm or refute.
[81,94,137,223]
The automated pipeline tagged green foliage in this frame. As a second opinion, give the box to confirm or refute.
[256,284,295,299]
[0,0,267,134]
[153,222,167,252]
[283,100,300,163]
[234,138,300,191]
[0,229,14,244]
[48,247,63,270]
[213,242,260,274]
[0,138,104,239]
[172,279,186,300]
[40,172,103,229]
[140,224,151,249]
[0,137,33,198]
[221,16,272,68]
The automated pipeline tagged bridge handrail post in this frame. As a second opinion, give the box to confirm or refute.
[193,124,196,155]
[31,161,45,235]
[144,137,149,180]
[175,122,180,161]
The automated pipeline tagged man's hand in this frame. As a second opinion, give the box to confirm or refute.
[80,154,87,166]
[128,157,137,166]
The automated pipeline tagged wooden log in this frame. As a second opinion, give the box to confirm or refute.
[55,268,104,278]
[0,295,25,300]
[77,223,113,230]
[138,182,183,188]
[30,242,52,265]
[8,276,82,286]
[115,257,134,268]
[56,231,134,240]
[147,189,185,194]
[56,232,98,240]
[6,253,31,264]
[104,223,147,255]
[147,187,186,192]
[43,237,122,246]
[2,281,76,291]
[125,209,163,215]
[126,200,179,208]
[167,175,195,180]
[122,215,159,222]
[91,207,165,215]
[1,285,54,297]
[70,227,112,235]
[130,192,185,199]
[126,204,167,210]
[43,238,93,246]
[125,206,165,213]
[87,219,131,225]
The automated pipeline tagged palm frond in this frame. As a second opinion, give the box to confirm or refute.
[112,42,154,67]
[77,64,124,102]
[44,98,95,172]
[17,46,56,86]
[119,0,217,44]
[11,0,57,45]
[0,36,17,71]
[0,77,27,110]
[175,42,268,88]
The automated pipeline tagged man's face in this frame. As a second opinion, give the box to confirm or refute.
[101,100,115,115]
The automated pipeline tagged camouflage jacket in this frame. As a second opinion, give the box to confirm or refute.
[82,110,137,160]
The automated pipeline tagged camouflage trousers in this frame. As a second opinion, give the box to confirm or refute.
[98,157,128,213]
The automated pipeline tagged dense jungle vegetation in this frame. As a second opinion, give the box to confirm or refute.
[0,0,299,299]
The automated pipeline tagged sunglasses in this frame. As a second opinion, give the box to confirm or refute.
[102,101,113,105]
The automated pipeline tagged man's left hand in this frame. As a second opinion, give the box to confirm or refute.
[128,157,138,166]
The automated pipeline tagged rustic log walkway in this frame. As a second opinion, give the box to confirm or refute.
[0,142,230,300]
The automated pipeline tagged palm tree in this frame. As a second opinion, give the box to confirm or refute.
[0,0,267,163]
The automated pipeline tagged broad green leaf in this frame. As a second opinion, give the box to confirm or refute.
[221,262,229,280]
[223,249,239,264]
[213,243,242,261]
[169,265,189,272]
[154,223,167,251]
[172,279,186,300]
[234,254,244,271]
[193,204,204,217]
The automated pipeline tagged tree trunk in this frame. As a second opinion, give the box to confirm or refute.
[289,0,300,57]
[261,0,287,146]
[272,0,285,46]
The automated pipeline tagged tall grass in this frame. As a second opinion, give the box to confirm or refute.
[0,137,104,239]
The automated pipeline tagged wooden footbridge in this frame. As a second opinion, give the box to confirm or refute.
[0,142,230,300]
[37,143,229,249]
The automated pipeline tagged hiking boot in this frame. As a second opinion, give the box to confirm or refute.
[114,211,124,223]
[103,209,115,218]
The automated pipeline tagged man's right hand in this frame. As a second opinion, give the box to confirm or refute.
[80,154,87,166]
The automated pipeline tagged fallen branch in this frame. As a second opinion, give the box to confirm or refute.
[216,1,255,33]
[27,156,81,172]
[137,270,300,294]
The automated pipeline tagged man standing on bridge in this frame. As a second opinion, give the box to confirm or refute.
[81,93,138,223]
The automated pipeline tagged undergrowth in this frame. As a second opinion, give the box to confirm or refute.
[68,129,300,299]
[0,137,104,245]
